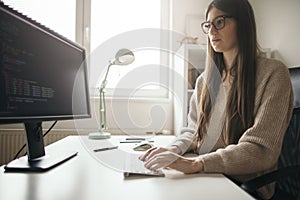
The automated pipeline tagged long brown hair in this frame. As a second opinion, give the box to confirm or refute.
[197,0,259,144]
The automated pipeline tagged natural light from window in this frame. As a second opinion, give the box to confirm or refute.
[2,0,76,41]
[90,0,161,52]
[90,0,164,92]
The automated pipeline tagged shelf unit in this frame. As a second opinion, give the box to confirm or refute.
[173,44,206,134]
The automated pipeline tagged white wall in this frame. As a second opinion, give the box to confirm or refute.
[250,0,300,67]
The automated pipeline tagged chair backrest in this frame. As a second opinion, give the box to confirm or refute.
[289,67,300,109]
[277,66,300,199]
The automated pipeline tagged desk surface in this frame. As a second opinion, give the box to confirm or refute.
[0,135,255,200]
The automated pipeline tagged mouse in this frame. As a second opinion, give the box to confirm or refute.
[133,142,153,151]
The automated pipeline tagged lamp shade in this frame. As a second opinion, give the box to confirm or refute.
[113,48,135,65]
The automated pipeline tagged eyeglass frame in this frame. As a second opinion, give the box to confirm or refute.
[201,15,233,34]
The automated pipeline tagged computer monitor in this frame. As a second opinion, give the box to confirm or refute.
[0,2,91,171]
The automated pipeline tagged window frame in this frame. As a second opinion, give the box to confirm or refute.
[81,0,172,99]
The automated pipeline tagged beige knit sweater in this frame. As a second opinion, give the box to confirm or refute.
[172,57,294,199]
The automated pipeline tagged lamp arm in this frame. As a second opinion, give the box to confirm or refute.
[100,61,113,90]
[98,62,113,131]
[99,88,106,131]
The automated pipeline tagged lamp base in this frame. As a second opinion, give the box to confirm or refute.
[88,131,111,139]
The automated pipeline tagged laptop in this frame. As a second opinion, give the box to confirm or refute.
[93,147,164,177]
[123,152,164,177]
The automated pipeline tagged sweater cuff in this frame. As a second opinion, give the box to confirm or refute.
[169,141,186,155]
[202,152,224,173]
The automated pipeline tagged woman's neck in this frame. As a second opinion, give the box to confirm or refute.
[222,49,238,85]
[223,48,238,71]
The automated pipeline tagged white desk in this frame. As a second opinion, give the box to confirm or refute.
[0,135,255,200]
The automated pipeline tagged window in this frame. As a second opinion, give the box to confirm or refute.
[2,0,76,42]
[90,0,169,98]
[90,0,161,52]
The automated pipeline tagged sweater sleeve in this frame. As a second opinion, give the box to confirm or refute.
[202,60,294,175]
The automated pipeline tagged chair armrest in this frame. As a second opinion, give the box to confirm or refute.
[240,165,300,193]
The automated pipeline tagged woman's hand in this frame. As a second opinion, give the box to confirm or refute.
[139,147,170,162]
[166,154,204,174]
[139,147,204,174]
[139,146,178,162]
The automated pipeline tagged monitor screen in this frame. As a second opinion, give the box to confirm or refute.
[0,2,91,171]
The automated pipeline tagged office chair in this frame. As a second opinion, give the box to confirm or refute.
[241,66,300,200]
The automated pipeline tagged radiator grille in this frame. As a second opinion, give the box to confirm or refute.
[0,130,77,166]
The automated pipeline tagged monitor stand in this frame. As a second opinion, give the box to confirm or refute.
[4,122,78,172]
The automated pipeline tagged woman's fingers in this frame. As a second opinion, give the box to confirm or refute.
[144,151,180,170]
[139,147,169,161]
[139,147,157,161]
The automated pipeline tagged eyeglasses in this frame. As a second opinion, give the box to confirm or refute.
[201,15,233,34]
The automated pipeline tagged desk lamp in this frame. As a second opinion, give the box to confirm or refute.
[89,49,135,139]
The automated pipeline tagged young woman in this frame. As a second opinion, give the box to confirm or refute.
[140,0,293,199]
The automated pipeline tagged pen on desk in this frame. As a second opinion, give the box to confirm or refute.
[126,137,146,140]
[120,140,154,143]
[93,146,118,152]
[120,140,142,143]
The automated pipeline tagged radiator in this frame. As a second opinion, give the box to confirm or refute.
[0,129,77,166]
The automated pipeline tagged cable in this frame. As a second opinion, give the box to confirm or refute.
[13,121,58,160]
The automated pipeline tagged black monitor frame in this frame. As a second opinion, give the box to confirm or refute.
[0,2,91,172]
